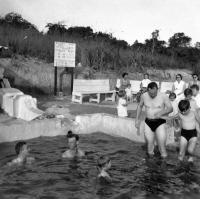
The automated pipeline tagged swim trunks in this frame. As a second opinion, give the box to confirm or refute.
[181,129,197,142]
[145,118,166,132]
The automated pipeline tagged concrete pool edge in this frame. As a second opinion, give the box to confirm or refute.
[75,113,175,145]
[0,113,175,145]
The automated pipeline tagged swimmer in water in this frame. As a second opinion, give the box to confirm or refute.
[7,141,35,166]
[97,156,112,182]
[62,130,85,158]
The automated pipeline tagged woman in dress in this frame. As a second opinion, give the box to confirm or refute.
[172,74,186,102]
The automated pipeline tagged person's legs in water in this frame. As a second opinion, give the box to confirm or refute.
[187,137,197,162]
[178,136,188,161]
[144,123,155,157]
[155,123,167,158]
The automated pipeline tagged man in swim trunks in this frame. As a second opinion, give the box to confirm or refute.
[135,82,173,158]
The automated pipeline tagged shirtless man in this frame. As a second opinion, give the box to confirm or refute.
[62,130,85,158]
[135,82,173,158]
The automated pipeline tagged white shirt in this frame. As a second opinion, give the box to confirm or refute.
[117,98,128,117]
[193,93,200,108]
[125,87,132,97]
[173,80,185,96]
[141,79,151,88]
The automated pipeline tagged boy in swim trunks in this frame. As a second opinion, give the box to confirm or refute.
[177,100,200,162]
[62,130,85,158]
[8,141,35,166]
[97,156,112,182]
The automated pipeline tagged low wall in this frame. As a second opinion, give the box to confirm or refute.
[75,113,175,145]
[0,118,69,143]
[0,113,175,145]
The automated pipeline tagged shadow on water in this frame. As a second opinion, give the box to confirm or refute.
[0,132,200,198]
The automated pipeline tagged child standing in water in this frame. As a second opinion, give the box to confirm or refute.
[8,141,35,166]
[177,100,200,162]
[97,156,112,182]
[117,90,128,117]
[62,130,85,158]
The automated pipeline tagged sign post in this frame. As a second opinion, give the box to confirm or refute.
[54,42,76,95]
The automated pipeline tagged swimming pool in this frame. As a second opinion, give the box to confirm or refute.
[0,132,200,199]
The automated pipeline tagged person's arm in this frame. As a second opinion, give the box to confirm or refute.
[155,95,173,119]
[135,95,144,130]
[140,81,143,89]
[194,109,200,124]
[182,82,186,92]
[172,83,175,93]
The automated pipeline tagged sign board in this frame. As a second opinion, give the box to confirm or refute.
[54,42,76,67]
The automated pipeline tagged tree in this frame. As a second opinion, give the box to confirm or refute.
[195,42,200,49]
[168,32,191,48]
[3,12,37,31]
[45,22,67,35]
[66,26,93,38]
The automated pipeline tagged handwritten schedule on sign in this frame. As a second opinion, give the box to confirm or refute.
[54,42,76,67]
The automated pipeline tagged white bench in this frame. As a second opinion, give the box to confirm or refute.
[72,79,116,104]
[160,82,173,93]
[130,80,141,94]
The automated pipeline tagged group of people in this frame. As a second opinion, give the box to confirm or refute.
[116,72,151,117]
[8,130,112,182]
[116,72,200,163]
[136,75,200,163]
[7,72,200,183]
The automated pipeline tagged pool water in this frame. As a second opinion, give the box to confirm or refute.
[0,133,200,199]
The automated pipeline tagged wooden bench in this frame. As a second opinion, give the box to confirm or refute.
[130,80,142,94]
[72,79,116,104]
[160,82,173,93]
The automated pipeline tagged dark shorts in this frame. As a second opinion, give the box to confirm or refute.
[145,118,166,132]
[181,129,197,142]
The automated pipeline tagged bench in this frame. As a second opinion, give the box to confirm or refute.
[72,79,116,104]
[160,82,173,93]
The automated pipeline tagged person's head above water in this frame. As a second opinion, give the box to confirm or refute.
[184,88,193,100]
[147,82,158,98]
[15,141,30,156]
[178,99,190,115]
[97,156,111,171]
[66,130,79,150]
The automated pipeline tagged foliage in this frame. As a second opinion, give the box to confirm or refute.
[0,12,200,75]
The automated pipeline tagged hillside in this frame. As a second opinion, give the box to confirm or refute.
[0,12,199,94]
[0,55,193,95]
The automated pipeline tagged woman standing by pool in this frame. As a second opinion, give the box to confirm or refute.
[189,74,200,88]
[172,74,186,102]
[116,72,130,91]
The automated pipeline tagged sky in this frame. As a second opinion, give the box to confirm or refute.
[0,0,199,45]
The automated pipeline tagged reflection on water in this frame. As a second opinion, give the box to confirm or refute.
[0,133,200,199]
